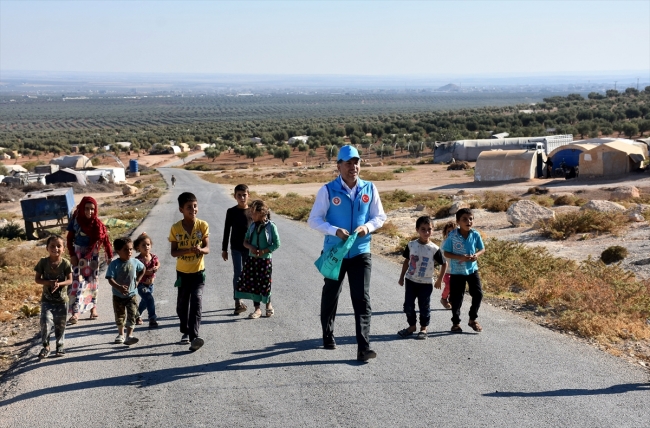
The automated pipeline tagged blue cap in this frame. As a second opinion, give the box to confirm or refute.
[337,145,360,162]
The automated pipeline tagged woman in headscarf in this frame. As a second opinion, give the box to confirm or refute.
[66,196,113,324]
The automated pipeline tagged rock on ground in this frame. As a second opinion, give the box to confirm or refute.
[122,185,139,195]
[506,200,555,226]
[580,200,626,213]
[611,186,640,200]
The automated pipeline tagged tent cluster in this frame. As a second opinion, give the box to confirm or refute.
[2,155,127,186]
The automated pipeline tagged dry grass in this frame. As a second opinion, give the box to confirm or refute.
[537,211,628,240]
[531,195,554,207]
[376,221,401,238]
[267,193,314,221]
[482,191,518,212]
[480,239,650,342]
[0,245,43,317]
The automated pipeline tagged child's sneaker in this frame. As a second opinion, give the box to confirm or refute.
[149,319,159,328]
[180,334,190,344]
[234,303,247,315]
[115,334,125,344]
[124,336,139,346]
[189,337,204,352]
[38,346,50,359]
[55,346,65,357]
[440,298,452,309]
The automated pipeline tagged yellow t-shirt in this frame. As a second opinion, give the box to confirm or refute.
[168,219,209,273]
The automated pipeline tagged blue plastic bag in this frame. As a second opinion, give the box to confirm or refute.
[314,232,358,280]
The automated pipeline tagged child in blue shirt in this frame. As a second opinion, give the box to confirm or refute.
[106,237,146,345]
[442,208,485,333]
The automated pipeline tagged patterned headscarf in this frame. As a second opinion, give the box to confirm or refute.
[73,196,113,258]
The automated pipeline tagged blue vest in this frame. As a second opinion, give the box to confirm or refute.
[323,177,373,258]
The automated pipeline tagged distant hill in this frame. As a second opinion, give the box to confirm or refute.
[437,83,460,92]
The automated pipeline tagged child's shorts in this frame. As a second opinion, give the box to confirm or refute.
[112,294,138,328]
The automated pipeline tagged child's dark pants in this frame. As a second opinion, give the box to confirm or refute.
[176,270,205,341]
[403,278,433,327]
[449,272,483,325]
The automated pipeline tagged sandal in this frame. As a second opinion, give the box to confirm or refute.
[67,316,78,325]
[89,310,99,320]
[38,346,50,359]
[136,317,143,325]
[234,303,248,315]
[248,310,262,319]
[468,320,483,332]
[266,307,275,317]
[440,298,452,310]
[416,331,427,340]
[398,328,414,338]
[55,346,65,357]
[451,324,463,333]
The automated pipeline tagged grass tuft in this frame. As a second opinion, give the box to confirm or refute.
[537,211,628,240]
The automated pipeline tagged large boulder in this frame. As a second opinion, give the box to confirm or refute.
[580,200,626,213]
[449,201,470,215]
[611,186,640,200]
[122,184,139,196]
[506,200,555,226]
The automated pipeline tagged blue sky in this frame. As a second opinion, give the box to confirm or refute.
[1,0,649,76]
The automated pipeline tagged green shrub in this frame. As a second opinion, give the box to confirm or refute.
[265,191,281,198]
[601,246,628,264]
[538,211,628,240]
[554,195,577,206]
[0,222,26,240]
[482,192,516,212]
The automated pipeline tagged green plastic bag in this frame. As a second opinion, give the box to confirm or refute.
[314,232,358,280]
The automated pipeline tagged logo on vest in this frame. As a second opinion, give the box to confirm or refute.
[332,196,341,206]
[361,194,370,203]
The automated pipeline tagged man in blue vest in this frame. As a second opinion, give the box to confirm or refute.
[308,145,387,362]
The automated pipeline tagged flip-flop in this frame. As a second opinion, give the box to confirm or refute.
[398,328,414,338]
[266,308,275,317]
[248,311,262,319]
[468,321,483,332]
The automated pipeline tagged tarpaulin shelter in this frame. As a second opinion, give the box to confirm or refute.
[434,135,572,163]
[45,168,87,185]
[548,143,597,168]
[50,155,90,169]
[474,149,546,182]
[579,141,646,177]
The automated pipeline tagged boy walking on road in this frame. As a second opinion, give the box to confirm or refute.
[170,192,210,352]
[398,216,447,340]
[308,145,387,362]
[442,208,485,333]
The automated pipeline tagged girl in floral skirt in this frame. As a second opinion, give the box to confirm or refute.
[235,200,281,319]
[66,196,113,324]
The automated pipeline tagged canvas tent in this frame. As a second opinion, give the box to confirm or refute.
[474,150,546,182]
[1,164,28,173]
[548,143,597,168]
[574,137,648,158]
[50,155,90,169]
[45,168,87,185]
[87,165,126,183]
[579,141,645,177]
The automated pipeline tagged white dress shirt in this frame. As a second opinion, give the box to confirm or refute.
[308,176,387,236]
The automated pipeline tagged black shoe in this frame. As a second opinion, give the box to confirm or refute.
[180,334,190,344]
[323,335,336,350]
[149,320,159,328]
[357,349,377,362]
[189,337,204,352]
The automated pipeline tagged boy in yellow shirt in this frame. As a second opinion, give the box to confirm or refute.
[169,192,210,352]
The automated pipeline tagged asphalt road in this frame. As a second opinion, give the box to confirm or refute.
[1,168,648,427]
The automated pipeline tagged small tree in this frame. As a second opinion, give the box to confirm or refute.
[273,146,291,164]
[325,145,338,161]
[244,146,264,162]
[622,122,639,139]
[638,120,650,137]
[177,152,189,163]
[204,147,222,162]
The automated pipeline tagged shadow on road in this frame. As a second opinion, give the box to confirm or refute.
[483,382,650,397]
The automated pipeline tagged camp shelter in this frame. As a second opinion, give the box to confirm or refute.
[574,137,649,158]
[434,135,572,163]
[88,165,126,183]
[194,143,210,151]
[45,168,87,185]
[579,141,646,177]
[50,155,90,169]
[474,149,546,182]
[548,143,597,168]
[2,164,28,173]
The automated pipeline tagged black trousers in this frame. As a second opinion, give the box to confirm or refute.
[449,271,483,325]
[321,253,372,351]
[176,270,205,341]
